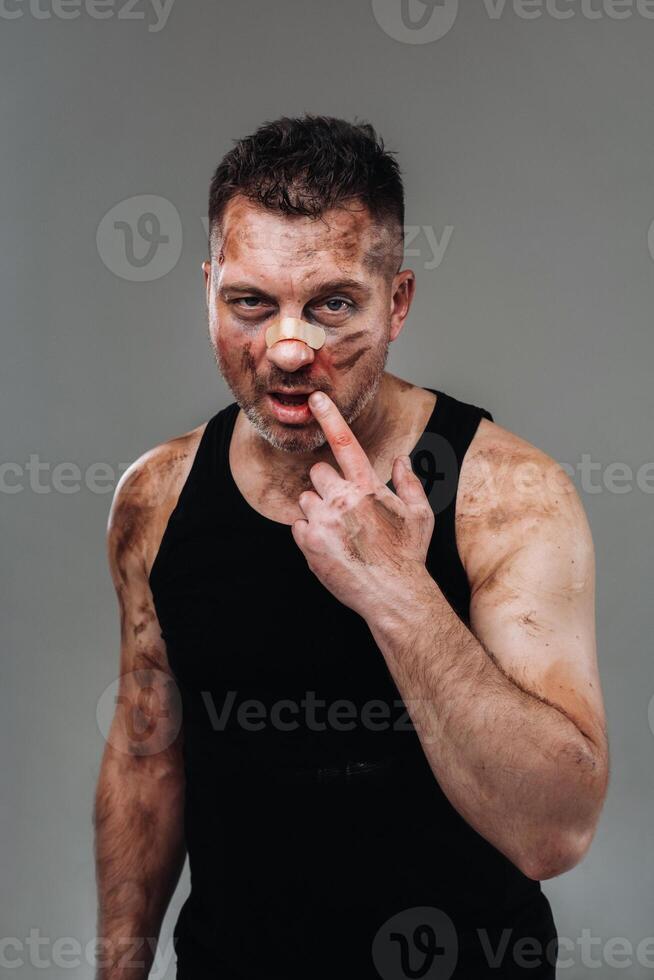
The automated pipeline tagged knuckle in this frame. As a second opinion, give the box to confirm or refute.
[332,431,353,450]
[331,492,351,512]
[420,499,435,521]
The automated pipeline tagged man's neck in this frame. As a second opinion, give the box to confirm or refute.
[229,373,433,523]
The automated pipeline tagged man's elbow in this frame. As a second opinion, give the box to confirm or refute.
[519,824,597,882]
[521,735,609,881]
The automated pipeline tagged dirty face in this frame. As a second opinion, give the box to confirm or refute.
[203,196,414,453]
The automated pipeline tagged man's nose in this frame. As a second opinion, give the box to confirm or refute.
[265,339,315,372]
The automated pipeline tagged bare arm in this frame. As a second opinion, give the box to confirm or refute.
[365,423,609,881]
[93,452,188,980]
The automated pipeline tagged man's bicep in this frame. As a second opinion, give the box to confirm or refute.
[105,473,183,765]
[466,477,607,753]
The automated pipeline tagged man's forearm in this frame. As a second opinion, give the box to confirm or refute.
[365,567,606,879]
[93,749,186,979]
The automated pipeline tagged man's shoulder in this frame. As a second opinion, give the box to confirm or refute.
[112,422,207,514]
[106,421,208,578]
[456,415,588,571]
[462,416,574,505]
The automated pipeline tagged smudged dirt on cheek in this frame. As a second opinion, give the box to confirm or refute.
[332,346,371,372]
[240,341,257,379]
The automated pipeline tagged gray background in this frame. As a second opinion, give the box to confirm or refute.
[2,1,653,976]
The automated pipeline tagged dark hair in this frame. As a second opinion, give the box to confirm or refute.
[207,115,404,263]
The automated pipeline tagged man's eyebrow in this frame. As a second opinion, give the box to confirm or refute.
[310,278,371,298]
[219,279,372,301]
[219,283,275,300]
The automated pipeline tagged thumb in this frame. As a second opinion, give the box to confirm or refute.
[392,455,428,505]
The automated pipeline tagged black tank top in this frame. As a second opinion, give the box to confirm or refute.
[149,388,558,980]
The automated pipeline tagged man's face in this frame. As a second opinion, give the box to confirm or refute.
[204,195,414,453]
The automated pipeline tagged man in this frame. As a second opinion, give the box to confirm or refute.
[94,115,609,979]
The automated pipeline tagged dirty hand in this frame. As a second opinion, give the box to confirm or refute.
[290,391,435,620]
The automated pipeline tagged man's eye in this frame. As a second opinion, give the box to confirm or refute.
[320,298,351,313]
[236,297,264,308]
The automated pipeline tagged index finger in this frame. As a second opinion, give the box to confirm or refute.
[308,391,375,485]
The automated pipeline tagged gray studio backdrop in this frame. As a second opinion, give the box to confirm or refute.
[2,1,653,977]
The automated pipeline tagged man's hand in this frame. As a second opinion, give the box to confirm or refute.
[291,391,435,619]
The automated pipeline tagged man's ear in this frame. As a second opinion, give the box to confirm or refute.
[389,269,416,342]
[202,260,211,303]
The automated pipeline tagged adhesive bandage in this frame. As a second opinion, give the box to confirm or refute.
[265,317,326,351]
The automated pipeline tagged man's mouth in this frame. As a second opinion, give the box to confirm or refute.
[266,389,316,423]
[270,390,310,406]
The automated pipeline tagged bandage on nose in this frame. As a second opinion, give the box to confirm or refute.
[265,316,326,351]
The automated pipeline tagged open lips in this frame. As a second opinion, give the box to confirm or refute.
[267,390,318,422]
[270,390,313,405]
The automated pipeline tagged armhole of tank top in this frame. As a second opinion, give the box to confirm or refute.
[147,414,217,590]
[216,401,240,486]
[449,403,494,604]
[421,389,494,620]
